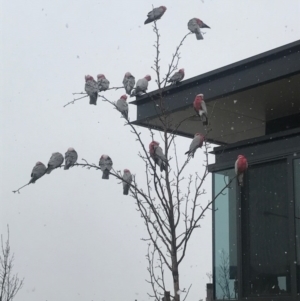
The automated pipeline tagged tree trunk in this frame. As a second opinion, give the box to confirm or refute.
[171,250,180,301]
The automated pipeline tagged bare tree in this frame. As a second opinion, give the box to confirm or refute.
[217,250,235,300]
[0,227,24,301]
[13,16,233,301]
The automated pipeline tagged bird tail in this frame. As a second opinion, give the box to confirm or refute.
[202,23,210,29]
[102,169,110,179]
[202,115,208,126]
[144,18,152,25]
[123,185,129,195]
[184,150,190,155]
[89,93,98,105]
[195,31,203,40]
[64,164,69,170]
[29,178,35,184]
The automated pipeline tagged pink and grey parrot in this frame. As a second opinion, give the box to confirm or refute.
[167,69,185,85]
[122,169,132,195]
[149,141,168,172]
[29,162,47,184]
[131,75,151,97]
[64,147,78,170]
[99,155,113,179]
[97,74,110,92]
[188,18,210,40]
[144,6,167,25]
[185,133,204,158]
[235,155,248,187]
[46,152,64,174]
[116,94,129,119]
[193,94,208,126]
[85,75,98,105]
[123,72,135,95]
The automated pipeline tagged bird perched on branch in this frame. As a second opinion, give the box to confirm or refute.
[122,169,132,195]
[193,94,208,126]
[185,133,204,158]
[188,18,210,40]
[123,72,135,95]
[131,75,151,97]
[29,162,47,184]
[46,152,64,174]
[168,69,185,85]
[99,155,113,179]
[144,6,167,24]
[97,74,110,92]
[64,147,78,170]
[116,94,129,119]
[85,75,98,105]
[235,155,248,187]
[149,141,168,172]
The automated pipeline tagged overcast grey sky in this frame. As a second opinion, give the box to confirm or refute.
[1,0,300,300]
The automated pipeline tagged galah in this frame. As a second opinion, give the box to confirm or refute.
[123,72,135,95]
[46,152,64,174]
[99,155,113,179]
[122,169,132,195]
[64,147,78,170]
[188,18,210,40]
[116,94,129,119]
[85,75,98,105]
[149,141,168,172]
[168,69,185,85]
[144,6,167,24]
[29,162,47,184]
[97,74,110,92]
[131,75,151,97]
[193,94,208,126]
[235,155,248,187]
[185,133,204,158]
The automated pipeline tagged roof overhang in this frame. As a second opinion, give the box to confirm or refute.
[131,40,300,145]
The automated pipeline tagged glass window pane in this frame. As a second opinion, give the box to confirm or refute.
[242,160,290,296]
[294,158,300,295]
[214,169,238,300]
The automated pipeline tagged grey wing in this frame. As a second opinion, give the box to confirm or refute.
[50,153,64,168]
[123,173,132,186]
[33,165,46,179]
[105,157,113,171]
[99,158,106,171]
[169,72,181,82]
[188,19,199,33]
[102,78,110,90]
[189,137,200,152]
[147,10,155,18]
[155,146,167,162]
[201,100,208,114]
[128,76,135,91]
[85,80,97,95]
[234,160,238,175]
[153,7,163,18]
[65,150,78,167]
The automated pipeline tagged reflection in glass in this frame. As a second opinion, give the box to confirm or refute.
[214,169,237,299]
[294,158,300,294]
[242,160,290,296]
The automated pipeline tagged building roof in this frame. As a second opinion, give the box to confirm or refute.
[131,40,300,145]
